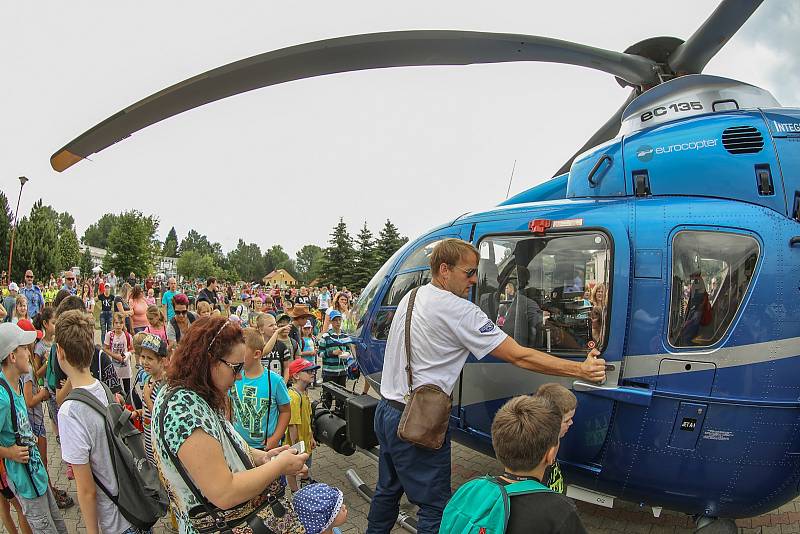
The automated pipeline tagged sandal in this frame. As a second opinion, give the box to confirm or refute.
[53,486,68,498]
[55,491,74,509]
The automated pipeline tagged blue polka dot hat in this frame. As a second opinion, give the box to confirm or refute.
[293,483,344,534]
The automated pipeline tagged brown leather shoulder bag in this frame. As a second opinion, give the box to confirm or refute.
[396,287,452,450]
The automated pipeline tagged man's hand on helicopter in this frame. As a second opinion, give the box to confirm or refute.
[580,348,606,383]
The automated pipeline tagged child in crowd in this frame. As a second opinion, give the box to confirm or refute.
[493,396,585,533]
[17,320,72,509]
[300,321,317,387]
[55,310,143,534]
[195,300,212,318]
[139,334,169,466]
[0,322,68,533]
[285,358,319,491]
[258,313,295,382]
[317,310,351,408]
[536,383,577,493]
[32,310,58,446]
[144,288,156,307]
[104,312,133,398]
[144,305,167,343]
[293,482,348,534]
[230,328,291,451]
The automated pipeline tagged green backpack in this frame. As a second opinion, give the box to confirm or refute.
[440,475,553,534]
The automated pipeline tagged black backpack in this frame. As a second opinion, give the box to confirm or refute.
[66,382,168,529]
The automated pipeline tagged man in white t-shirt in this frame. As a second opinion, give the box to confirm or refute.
[366,238,606,534]
[55,310,135,534]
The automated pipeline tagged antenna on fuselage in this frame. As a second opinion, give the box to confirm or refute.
[505,159,517,200]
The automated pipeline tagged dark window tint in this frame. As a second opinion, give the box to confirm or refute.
[371,309,395,340]
[381,270,432,307]
[668,231,759,347]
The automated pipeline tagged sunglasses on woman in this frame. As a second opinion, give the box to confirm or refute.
[220,359,244,375]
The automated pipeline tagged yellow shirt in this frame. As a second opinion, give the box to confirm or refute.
[285,387,312,455]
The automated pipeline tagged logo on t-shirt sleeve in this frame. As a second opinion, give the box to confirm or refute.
[479,321,496,333]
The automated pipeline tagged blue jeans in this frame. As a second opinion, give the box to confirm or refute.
[366,399,451,534]
[100,311,113,343]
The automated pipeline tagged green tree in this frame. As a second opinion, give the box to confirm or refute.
[296,244,325,284]
[176,250,218,280]
[374,219,407,269]
[13,200,60,282]
[103,210,159,277]
[0,192,13,274]
[82,213,119,248]
[227,239,264,282]
[321,218,356,286]
[162,227,179,257]
[79,246,93,278]
[58,225,81,271]
[352,222,377,291]
[178,229,215,257]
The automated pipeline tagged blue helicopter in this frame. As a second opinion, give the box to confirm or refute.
[51,0,800,530]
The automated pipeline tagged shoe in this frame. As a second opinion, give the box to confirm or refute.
[55,491,74,509]
[299,477,317,488]
[66,464,74,480]
[53,487,68,498]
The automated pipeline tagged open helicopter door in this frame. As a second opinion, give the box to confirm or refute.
[462,213,632,476]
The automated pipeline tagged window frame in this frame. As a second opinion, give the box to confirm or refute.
[475,228,614,357]
[666,227,761,351]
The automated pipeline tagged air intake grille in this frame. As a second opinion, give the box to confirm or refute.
[722,126,764,154]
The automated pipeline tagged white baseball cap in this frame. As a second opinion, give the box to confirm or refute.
[8,282,18,292]
[0,323,37,362]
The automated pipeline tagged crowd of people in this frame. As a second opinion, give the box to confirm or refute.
[0,268,359,534]
[0,238,607,534]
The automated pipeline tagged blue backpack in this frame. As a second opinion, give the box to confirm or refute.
[440,475,553,533]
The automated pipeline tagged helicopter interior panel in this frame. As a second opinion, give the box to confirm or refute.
[477,232,610,356]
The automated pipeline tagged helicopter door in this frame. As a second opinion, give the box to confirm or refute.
[463,219,625,465]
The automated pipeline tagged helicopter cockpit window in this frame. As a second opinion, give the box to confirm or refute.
[476,232,611,355]
[397,239,443,272]
[668,231,759,348]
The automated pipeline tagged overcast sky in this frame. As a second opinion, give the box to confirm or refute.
[1,1,797,257]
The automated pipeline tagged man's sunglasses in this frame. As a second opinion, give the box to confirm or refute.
[451,265,478,278]
[220,359,244,375]
[174,310,188,315]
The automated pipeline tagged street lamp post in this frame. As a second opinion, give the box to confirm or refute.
[7,176,29,283]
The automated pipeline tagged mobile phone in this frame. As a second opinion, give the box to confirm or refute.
[290,441,306,454]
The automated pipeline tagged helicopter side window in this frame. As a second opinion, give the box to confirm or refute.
[476,232,611,356]
[381,270,433,307]
[668,231,759,348]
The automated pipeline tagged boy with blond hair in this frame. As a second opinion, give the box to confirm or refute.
[230,328,291,451]
[536,383,577,493]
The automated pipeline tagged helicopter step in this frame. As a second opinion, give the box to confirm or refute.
[346,468,418,534]
[694,516,738,534]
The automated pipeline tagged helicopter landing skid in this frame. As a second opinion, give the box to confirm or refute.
[346,468,418,533]
[694,516,737,534]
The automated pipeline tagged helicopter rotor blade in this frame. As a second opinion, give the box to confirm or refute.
[552,89,638,177]
[51,30,660,171]
[667,0,763,75]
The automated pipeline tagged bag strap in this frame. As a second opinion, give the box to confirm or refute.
[503,478,553,496]
[404,287,420,397]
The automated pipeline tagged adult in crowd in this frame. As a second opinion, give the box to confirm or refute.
[317,286,331,319]
[287,304,314,355]
[61,271,77,296]
[161,277,179,323]
[96,284,115,343]
[166,294,196,351]
[196,277,219,310]
[114,282,134,334]
[20,271,44,320]
[128,285,150,334]
[322,292,350,333]
[152,316,309,533]
[106,271,117,294]
[365,238,606,534]
[127,272,137,288]
[3,283,18,323]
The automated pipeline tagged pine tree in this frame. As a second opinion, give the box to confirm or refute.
[374,219,408,269]
[162,227,179,257]
[0,192,13,274]
[58,225,81,271]
[321,218,356,286]
[13,200,60,282]
[352,222,377,291]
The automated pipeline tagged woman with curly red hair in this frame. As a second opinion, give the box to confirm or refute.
[152,316,309,533]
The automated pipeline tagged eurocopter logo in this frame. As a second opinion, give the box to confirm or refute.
[636,139,717,162]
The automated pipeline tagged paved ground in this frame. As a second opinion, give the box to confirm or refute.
[7,377,799,533]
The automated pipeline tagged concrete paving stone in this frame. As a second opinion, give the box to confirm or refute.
[781,524,800,534]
